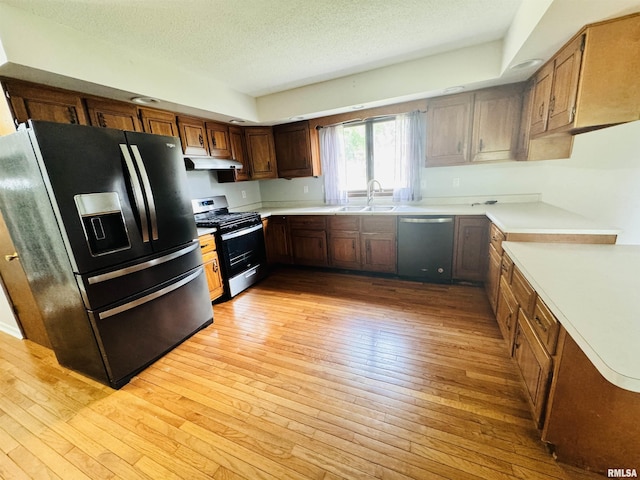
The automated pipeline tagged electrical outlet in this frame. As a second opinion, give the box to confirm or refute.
[303,185,309,194]
[452,177,460,188]
[241,190,246,199]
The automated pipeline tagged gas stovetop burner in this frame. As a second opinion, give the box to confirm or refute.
[192,196,261,231]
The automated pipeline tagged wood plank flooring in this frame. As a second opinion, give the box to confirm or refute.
[0,267,605,479]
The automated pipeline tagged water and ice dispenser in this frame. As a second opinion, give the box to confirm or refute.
[74,192,130,256]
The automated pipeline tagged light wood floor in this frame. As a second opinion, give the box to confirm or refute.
[0,267,605,479]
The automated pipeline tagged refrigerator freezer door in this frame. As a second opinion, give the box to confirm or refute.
[125,131,197,254]
[29,121,154,273]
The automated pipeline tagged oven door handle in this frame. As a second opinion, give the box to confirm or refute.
[220,223,263,241]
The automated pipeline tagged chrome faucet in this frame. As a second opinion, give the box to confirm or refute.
[367,179,382,205]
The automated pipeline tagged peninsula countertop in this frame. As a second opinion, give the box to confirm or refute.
[502,241,640,392]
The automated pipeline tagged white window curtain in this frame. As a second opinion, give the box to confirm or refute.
[392,110,426,202]
[319,125,349,205]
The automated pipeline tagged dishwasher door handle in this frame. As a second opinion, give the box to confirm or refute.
[399,217,453,224]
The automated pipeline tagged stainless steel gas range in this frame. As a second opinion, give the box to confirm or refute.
[192,196,267,298]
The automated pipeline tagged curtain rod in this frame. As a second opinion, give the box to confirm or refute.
[315,110,426,129]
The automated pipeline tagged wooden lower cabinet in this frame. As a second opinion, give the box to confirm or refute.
[264,216,292,265]
[485,243,501,313]
[513,308,553,429]
[360,216,397,274]
[495,276,518,353]
[453,216,489,282]
[199,234,224,302]
[290,229,328,267]
[328,230,361,269]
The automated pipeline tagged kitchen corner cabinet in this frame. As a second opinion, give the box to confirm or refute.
[138,107,179,137]
[425,92,473,166]
[177,116,208,156]
[245,126,278,179]
[264,216,292,265]
[360,216,397,274]
[2,80,88,126]
[471,85,522,163]
[453,216,489,282]
[289,216,328,267]
[530,12,640,137]
[85,98,142,132]
[273,120,321,178]
[199,234,224,302]
[205,121,232,158]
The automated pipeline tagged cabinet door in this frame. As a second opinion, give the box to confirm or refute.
[426,93,473,166]
[328,231,361,269]
[514,310,553,428]
[4,81,88,126]
[529,63,554,137]
[264,216,292,264]
[485,244,501,314]
[139,107,179,137]
[547,35,584,132]
[245,127,277,179]
[274,121,313,178]
[453,216,489,282]
[290,229,328,266]
[471,86,522,162]
[177,116,208,156]
[86,98,142,132]
[206,121,232,158]
[361,233,396,273]
[202,250,224,301]
[496,277,518,353]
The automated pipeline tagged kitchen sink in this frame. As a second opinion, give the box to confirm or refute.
[334,205,396,212]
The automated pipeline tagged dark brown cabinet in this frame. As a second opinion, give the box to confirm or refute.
[360,216,397,274]
[85,98,142,132]
[264,216,292,265]
[177,116,208,156]
[289,216,328,267]
[138,107,179,137]
[328,216,361,270]
[273,120,321,178]
[3,80,88,126]
[205,121,232,158]
[245,127,277,179]
[453,216,489,282]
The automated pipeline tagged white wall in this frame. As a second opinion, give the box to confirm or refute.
[0,279,22,339]
[185,170,262,210]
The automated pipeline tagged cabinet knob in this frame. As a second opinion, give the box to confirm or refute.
[457,141,462,153]
[97,112,107,128]
[534,315,548,332]
[67,107,78,125]
[199,134,204,146]
[213,258,219,272]
[4,252,18,262]
[479,139,484,152]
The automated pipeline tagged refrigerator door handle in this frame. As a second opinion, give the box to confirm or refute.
[120,144,150,243]
[87,240,200,285]
[130,145,159,241]
[98,266,205,320]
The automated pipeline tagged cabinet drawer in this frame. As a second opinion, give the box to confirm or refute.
[199,234,217,254]
[532,297,560,355]
[500,252,514,282]
[288,215,326,230]
[328,215,360,231]
[512,267,536,316]
[489,223,506,254]
[361,216,396,234]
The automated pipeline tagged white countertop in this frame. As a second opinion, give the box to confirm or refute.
[254,201,620,236]
[502,241,640,392]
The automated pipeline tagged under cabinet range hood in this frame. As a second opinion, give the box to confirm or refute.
[184,156,244,170]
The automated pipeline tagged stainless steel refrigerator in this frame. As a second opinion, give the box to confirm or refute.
[0,121,213,388]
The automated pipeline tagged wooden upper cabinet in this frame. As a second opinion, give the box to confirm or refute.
[425,92,473,167]
[3,80,88,126]
[177,116,208,156]
[205,121,232,158]
[471,84,523,163]
[273,120,321,178]
[85,98,142,132]
[245,126,277,179]
[530,13,640,137]
[139,107,178,137]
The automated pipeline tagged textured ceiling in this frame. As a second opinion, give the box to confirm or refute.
[0,0,523,97]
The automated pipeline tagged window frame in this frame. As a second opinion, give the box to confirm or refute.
[343,117,395,198]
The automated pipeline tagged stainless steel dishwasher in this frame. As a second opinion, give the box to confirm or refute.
[397,216,454,283]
